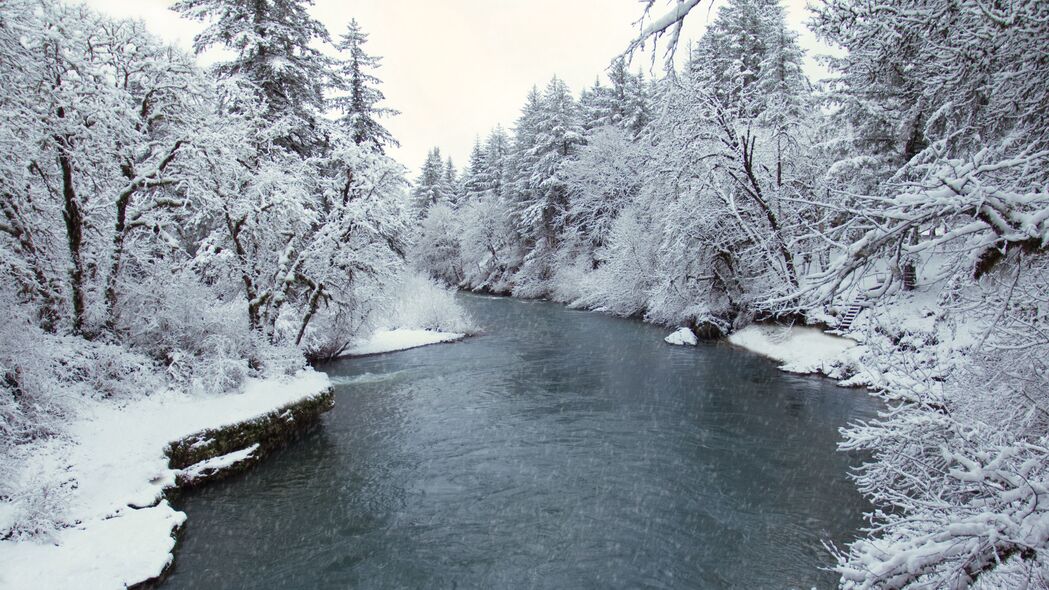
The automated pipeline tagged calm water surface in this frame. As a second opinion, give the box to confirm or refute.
[164,294,881,589]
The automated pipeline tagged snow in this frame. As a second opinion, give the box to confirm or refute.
[728,324,858,375]
[179,443,259,483]
[343,328,465,357]
[664,327,698,346]
[0,369,330,590]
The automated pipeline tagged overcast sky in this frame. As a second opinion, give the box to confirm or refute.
[76,0,830,175]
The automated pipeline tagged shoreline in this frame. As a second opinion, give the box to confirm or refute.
[0,371,334,590]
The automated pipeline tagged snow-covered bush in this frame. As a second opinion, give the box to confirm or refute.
[381,273,474,334]
[0,310,161,453]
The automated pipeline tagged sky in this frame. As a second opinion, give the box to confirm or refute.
[76,0,831,176]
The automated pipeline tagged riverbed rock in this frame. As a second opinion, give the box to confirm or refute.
[665,327,699,346]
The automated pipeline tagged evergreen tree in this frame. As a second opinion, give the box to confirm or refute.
[462,137,488,201]
[508,86,545,226]
[518,77,584,248]
[412,147,446,214]
[173,0,331,155]
[442,156,461,207]
[579,78,611,132]
[331,18,398,153]
[579,59,651,137]
[483,126,512,199]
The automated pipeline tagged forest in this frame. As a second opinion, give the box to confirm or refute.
[2,0,1049,588]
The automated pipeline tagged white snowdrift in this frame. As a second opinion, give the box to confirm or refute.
[0,369,330,590]
[664,327,698,346]
[343,328,465,357]
[728,324,858,375]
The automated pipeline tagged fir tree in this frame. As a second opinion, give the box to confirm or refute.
[442,156,461,207]
[412,147,446,215]
[173,0,331,155]
[462,137,488,202]
[331,18,398,153]
[483,125,512,199]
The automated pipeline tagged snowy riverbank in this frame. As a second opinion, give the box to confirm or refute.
[727,324,859,377]
[0,370,332,589]
[342,328,466,357]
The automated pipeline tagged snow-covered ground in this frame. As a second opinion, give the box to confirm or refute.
[0,370,330,590]
[728,324,858,376]
[342,328,466,356]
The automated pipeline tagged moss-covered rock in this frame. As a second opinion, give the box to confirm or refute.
[166,387,334,487]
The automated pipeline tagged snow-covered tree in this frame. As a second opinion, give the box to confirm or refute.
[411,147,448,214]
[442,156,462,207]
[330,18,398,153]
[173,0,332,155]
[461,138,488,201]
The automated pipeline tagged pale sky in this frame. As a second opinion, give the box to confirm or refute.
[76,0,830,174]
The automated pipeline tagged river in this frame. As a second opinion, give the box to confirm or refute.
[163,294,881,589]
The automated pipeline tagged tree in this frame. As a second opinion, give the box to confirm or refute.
[461,137,487,201]
[442,156,461,207]
[173,0,332,155]
[586,57,652,137]
[412,147,447,214]
[330,18,398,153]
[511,77,585,295]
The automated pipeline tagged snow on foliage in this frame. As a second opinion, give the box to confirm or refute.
[0,0,471,554]
[407,0,1049,586]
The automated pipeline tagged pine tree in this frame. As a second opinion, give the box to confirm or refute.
[442,156,461,207]
[687,0,804,119]
[579,59,651,137]
[483,126,512,199]
[331,18,398,153]
[520,77,584,244]
[508,86,545,226]
[579,78,611,132]
[173,0,331,155]
[462,137,488,201]
[412,147,446,214]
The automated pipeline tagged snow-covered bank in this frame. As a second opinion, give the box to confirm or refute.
[0,370,332,589]
[728,324,858,377]
[342,328,466,357]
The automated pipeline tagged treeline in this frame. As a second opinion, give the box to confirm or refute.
[411,0,1049,586]
[411,1,814,331]
[0,0,407,455]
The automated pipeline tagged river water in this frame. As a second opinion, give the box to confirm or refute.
[164,294,881,589]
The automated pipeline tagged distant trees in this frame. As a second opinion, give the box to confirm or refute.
[412,147,449,213]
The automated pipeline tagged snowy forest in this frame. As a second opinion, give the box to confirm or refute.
[410,1,1049,587]
[2,0,1049,588]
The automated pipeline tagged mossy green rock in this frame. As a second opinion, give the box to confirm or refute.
[166,387,334,486]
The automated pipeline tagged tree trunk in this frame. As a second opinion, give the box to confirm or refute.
[56,119,86,335]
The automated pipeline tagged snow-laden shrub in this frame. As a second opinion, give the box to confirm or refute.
[511,241,557,300]
[0,305,160,452]
[383,273,474,334]
[545,235,593,305]
[0,453,76,541]
[120,268,302,394]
